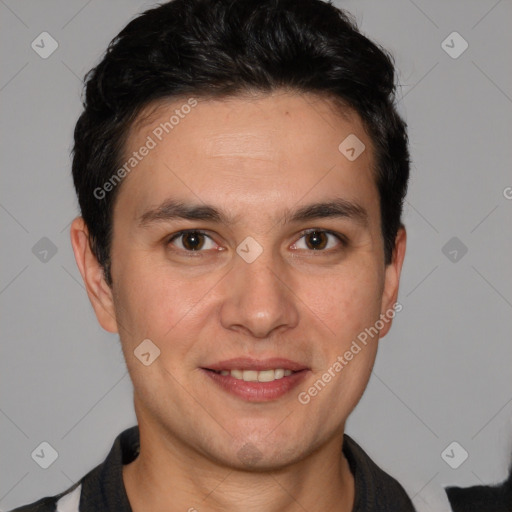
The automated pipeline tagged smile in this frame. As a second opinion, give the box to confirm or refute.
[202,368,309,402]
[211,368,295,382]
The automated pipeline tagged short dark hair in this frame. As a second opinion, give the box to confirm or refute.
[72,0,409,286]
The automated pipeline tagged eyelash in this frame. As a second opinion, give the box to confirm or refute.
[166,228,348,255]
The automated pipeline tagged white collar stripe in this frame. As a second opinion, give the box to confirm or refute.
[55,484,81,512]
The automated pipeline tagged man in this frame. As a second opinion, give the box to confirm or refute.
[12,0,414,510]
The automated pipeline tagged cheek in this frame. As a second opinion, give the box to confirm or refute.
[306,275,382,406]
[312,264,384,339]
[112,253,215,345]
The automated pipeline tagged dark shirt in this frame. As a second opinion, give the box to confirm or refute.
[445,477,512,512]
[10,425,416,511]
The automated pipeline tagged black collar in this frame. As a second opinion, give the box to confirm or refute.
[78,425,415,512]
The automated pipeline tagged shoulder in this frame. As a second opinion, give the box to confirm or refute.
[343,434,417,511]
[8,482,81,512]
[7,426,138,512]
[8,497,57,512]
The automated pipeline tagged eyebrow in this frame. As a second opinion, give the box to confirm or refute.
[137,197,369,228]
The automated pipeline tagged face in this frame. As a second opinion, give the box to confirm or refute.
[72,90,406,470]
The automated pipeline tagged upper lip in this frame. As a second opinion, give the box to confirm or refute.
[204,357,309,372]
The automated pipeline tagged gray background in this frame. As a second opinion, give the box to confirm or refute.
[1,1,511,510]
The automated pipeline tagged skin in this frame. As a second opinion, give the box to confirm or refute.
[71,90,406,512]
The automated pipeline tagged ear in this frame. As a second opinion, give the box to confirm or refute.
[70,217,118,333]
[378,226,406,338]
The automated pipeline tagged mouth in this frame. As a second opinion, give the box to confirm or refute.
[200,358,310,402]
[204,368,298,382]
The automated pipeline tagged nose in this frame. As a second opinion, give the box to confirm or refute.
[219,245,300,339]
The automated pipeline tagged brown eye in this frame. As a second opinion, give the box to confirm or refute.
[168,230,217,251]
[181,231,205,250]
[291,229,346,252]
[304,231,328,250]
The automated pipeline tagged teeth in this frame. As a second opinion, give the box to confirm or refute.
[257,370,275,382]
[243,370,258,382]
[274,368,285,379]
[216,368,295,381]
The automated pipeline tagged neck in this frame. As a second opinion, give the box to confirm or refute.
[123,422,355,512]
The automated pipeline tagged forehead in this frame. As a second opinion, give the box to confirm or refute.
[116,91,379,226]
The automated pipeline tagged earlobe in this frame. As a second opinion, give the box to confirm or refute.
[379,226,407,338]
[70,217,118,333]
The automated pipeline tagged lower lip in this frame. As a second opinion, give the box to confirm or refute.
[201,369,310,402]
